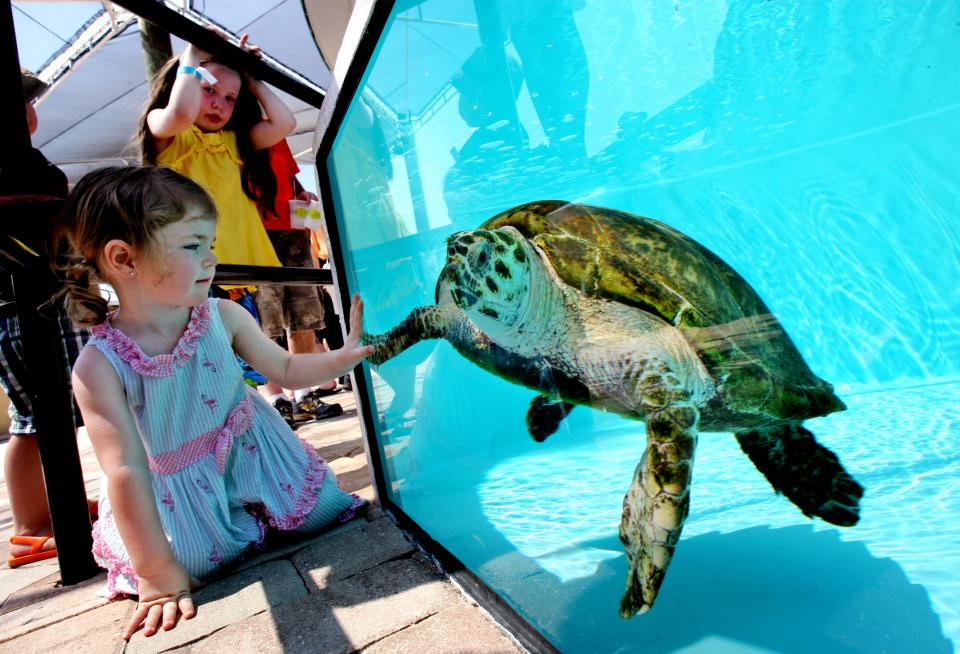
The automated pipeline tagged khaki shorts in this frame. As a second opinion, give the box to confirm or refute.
[254,231,326,339]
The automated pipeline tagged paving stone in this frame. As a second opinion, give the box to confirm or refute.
[178,558,457,654]
[330,455,374,494]
[321,558,458,651]
[0,561,61,611]
[314,435,366,462]
[329,452,367,474]
[229,512,373,574]
[165,609,286,653]
[292,515,414,589]
[0,570,110,642]
[0,596,130,654]
[362,601,523,653]
[125,559,307,654]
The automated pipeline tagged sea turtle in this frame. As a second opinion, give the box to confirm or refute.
[363,200,863,617]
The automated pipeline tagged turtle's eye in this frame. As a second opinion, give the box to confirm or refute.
[478,251,487,265]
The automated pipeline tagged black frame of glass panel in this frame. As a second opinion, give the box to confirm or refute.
[313,3,560,652]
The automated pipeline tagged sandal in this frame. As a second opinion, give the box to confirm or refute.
[8,534,57,568]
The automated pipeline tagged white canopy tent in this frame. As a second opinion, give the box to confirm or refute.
[18,0,368,182]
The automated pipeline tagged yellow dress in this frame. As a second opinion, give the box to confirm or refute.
[157,126,281,269]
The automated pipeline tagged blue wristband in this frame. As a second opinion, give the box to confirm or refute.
[177,65,218,84]
[177,65,201,79]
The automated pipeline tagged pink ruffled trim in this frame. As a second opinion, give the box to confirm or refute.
[91,515,138,599]
[91,301,211,378]
[338,495,368,523]
[267,440,328,531]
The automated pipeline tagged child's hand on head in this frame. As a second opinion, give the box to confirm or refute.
[123,561,199,640]
[236,33,263,58]
[343,294,375,364]
[197,27,262,58]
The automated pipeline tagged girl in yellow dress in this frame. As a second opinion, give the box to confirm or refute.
[137,35,291,272]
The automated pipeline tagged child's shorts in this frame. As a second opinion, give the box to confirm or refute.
[0,304,88,434]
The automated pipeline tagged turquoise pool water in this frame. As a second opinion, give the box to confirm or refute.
[325,1,960,651]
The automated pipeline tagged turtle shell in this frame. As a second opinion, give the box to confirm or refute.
[481,200,844,422]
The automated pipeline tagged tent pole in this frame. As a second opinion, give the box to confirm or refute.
[139,17,172,81]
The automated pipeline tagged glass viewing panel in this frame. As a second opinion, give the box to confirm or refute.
[325,1,959,652]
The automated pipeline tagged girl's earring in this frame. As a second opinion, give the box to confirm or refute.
[129,271,135,277]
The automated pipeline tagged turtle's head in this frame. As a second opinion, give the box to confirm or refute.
[437,227,532,330]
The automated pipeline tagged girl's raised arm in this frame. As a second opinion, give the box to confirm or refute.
[247,76,296,151]
[146,45,204,147]
[72,347,196,639]
[219,295,373,390]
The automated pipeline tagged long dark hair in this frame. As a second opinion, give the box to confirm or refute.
[137,55,277,217]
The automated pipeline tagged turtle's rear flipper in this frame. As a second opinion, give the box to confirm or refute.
[736,425,863,527]
[619,401,699,618]
[526,395,575,442]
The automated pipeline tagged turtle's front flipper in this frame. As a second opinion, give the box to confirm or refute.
[736,425,863,526]
[619,375,699,618]
[526,395,575,442]
[362,306,448,365]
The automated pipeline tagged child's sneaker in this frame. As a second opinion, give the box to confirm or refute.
[273,397,311,428]
[296,396,344,420]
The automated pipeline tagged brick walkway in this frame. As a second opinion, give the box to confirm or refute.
[0,389,523,653]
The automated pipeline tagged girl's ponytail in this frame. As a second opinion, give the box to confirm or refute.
[58,256,109,327]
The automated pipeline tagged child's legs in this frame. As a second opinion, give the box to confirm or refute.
[258,231,330,389]
[2,308,90,558]
[254,285,286,396]
[270,232,327,348]
[0,313,51,538]
[4,434,52,536]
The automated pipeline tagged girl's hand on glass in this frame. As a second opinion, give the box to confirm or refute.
[343,294,375,364]
[123,563,200,640]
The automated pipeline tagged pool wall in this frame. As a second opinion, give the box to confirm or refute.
[314,2,960,652]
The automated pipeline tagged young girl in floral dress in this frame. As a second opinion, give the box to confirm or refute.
[58,165,373,640]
